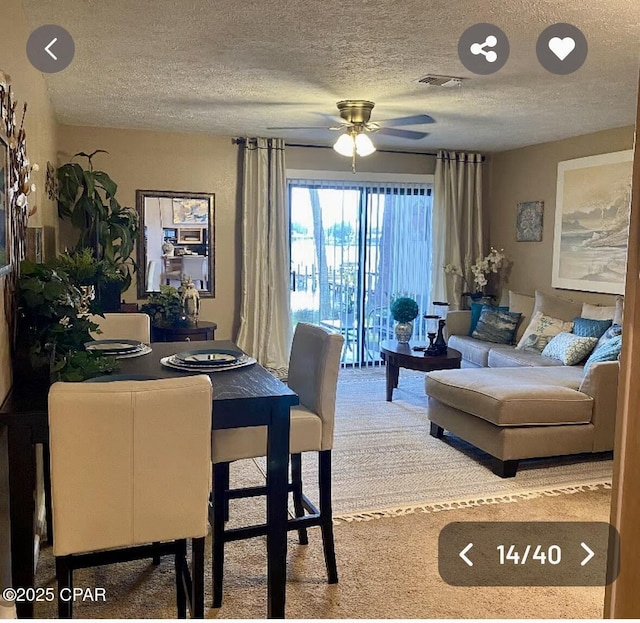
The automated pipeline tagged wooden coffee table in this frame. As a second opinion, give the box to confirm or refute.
[380,340,462,401]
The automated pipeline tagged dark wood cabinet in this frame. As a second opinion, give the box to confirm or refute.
[152,320,217,343]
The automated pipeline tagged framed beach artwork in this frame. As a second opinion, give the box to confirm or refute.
[516,201,544,241]
[172,198,209,224]
[552,150,633,295]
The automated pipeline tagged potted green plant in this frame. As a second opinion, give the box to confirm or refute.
[390,296,419,343]
[15,259,118,385]
[57,150,139,311]
[53,248,124,313]
[140,285,186,337]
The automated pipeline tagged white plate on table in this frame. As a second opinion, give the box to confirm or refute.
[85,339,144,355]
[115,345,153,359]
[173,347,242,366]
[160,354,256,372]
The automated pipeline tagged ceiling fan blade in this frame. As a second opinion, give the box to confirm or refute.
[266,126,334,130]
[376,114,435,127]
[376,127,429,140]
[320,113,349,125]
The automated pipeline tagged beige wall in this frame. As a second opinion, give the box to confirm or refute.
[55,132,436,338]
[488,125,635,305]
[1,3,58,401]
[57,126,241,338]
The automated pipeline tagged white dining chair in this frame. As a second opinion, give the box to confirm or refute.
[48,376,213,618]
[89,312,151,343]
[210,323,344,607]
[146,259,159,291]
[163,255,183,287]
[181,256,208,290]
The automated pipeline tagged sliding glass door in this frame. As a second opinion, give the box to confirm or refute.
[289,178,433,365]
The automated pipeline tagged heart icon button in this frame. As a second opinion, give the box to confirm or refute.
[548,36,576,61]
[537,24,587,74]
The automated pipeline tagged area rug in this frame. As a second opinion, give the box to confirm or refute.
[254,366,613,520]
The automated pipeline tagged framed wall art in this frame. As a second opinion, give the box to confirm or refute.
[177,227,204,244]
[172,198,209,224]
[26,226,43,263]
[552,150,633,295]
[516,201,544,242]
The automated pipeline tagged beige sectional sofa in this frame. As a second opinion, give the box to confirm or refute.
[424,291,621,477]
[446,309,566,368]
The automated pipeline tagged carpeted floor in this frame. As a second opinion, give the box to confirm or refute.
[33,367,614,618]
[34,487,610,618]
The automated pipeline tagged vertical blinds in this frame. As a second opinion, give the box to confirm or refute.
[289,178,433,365]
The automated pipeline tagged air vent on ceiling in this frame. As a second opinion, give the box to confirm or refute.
[415,74,467,87]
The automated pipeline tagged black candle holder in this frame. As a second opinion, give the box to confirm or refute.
[434,319,447,355]
[423,314,440,356]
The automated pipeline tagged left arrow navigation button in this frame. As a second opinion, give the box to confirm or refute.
[27,25,75,73]
[44,38,58,61]
[460,543,474,567]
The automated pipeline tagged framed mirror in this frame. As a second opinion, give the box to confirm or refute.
[0,130,9,276]
[136,190,215,298]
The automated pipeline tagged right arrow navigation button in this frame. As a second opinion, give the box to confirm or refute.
[581,542,595,566]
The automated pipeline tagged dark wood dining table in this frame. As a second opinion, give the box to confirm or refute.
[0,340,298,619]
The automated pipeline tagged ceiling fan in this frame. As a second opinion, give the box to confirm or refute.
[268,100,435,171]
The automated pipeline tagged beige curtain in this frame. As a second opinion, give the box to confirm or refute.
[430,150,485,310]
[236,138,291,373]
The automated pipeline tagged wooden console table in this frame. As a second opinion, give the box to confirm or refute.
[151,320,217,343]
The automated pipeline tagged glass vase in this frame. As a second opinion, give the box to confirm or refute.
[394,321,413,344]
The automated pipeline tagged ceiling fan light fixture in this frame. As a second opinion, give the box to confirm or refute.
[355,132,376,156]
[333,132,355,157]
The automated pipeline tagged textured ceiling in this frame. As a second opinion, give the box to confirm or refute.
[21,0,640,152]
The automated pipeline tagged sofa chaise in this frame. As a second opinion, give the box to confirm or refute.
[424,291,621,477]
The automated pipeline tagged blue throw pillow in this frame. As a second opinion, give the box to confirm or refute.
[572,317,612,339]
[472,308,521,345]
[584,334,622,372]
[468,303,508,336]
[596,323,622,346]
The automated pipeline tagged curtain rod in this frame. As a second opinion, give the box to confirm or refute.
[231,138,486,160]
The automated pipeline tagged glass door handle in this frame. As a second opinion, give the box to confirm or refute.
[290,270,296,292]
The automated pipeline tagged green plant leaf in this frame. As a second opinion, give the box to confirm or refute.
[93,171,117,198]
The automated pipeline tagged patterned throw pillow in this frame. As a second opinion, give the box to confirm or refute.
[595,323,622,349]
[468,303,508,336]
[541,332,598,365]
[584,335,622,373]
[472,308,522,344]
[572,317,612,339]
[516,311,574,353]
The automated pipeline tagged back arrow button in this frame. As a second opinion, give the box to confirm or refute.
[26,25,75,73]
[45,38,58,61]
[460,543,474,566]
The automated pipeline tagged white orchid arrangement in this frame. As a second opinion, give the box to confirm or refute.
[444,247,507,293]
